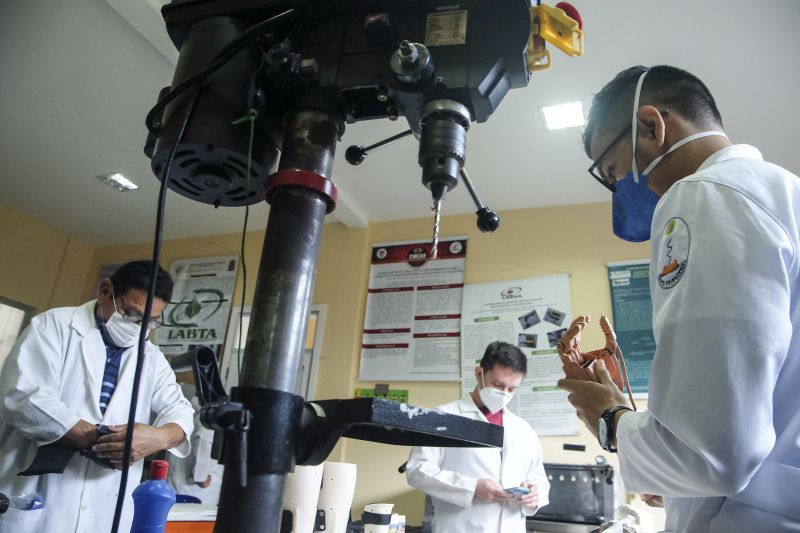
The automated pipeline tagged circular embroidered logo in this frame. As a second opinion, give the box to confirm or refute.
[657,217,690,289]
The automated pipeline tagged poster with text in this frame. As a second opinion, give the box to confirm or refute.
[460,274,580,436]
[608,260,655,398]
[157,255,239,357]
[359,238,467,381]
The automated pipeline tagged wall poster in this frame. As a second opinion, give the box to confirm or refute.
[460,274,579,436]
[157,255,239,358]
[359,238,467,381]
[608,260,655,398]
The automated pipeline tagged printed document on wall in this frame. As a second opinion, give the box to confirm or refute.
[461,274,579,436]
[608,260,655,398]
[359,238,467,381]
[157,255,239,356]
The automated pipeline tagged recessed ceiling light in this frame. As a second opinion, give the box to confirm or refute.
[542,101,585,130]
[101,173,139,191]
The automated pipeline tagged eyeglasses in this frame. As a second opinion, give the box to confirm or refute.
[120,310,164,330]
[587,124,631,193]
[113,294,165,330]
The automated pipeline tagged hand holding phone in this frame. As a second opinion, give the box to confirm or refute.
[504,486,531,496]
[475,479,515,502]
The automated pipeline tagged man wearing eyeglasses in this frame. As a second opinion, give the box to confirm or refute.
[0,260,194,533]
[558,65,800,533]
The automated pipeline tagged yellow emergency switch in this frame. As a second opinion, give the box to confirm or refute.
[528,2,584,73]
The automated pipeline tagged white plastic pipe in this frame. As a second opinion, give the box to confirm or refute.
[282,464,324,533]
[317,462,357,533]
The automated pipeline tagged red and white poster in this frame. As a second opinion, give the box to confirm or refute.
[359,238,467,381]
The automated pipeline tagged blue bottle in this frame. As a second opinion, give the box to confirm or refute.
[0,491,45,513]
[130,459,176,533]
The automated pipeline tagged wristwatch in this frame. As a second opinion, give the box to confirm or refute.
[597,406,632,452]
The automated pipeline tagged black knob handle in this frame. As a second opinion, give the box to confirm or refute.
[345,145,368,165]
[476,207,500,233]
[345,130,413,166]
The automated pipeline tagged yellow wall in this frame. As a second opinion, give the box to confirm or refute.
[6,199,651,525]
[0,203,95,312]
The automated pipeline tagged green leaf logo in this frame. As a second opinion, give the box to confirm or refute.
[185,296,202,318]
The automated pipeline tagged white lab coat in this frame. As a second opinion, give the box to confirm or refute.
[406,393,550,533]
[167,411,223,504]
[0,300,194,533]
[615,145,800,532]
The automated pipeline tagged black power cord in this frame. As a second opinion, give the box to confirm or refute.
[109,87,201,533]
[234,101,263,376]
[237,205,249,376]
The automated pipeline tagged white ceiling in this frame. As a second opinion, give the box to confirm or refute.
[1,0,799,246]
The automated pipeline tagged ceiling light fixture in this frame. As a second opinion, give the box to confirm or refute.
[542,101,585,130]
[101,173,139,191]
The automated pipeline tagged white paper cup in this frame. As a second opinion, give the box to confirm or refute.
[363,503,394,533]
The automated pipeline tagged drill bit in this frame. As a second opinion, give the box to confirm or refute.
[431,198,442,259]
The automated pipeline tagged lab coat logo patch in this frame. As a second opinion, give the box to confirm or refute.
[657,217,690,289]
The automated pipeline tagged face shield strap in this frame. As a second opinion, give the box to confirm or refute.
[631,70,650,184]
[641,130,728,176]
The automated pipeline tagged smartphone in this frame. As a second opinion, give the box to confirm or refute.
[504,486,531,496]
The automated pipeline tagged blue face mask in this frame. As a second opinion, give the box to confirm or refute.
[612,171,661,242]
[611,70,728,242]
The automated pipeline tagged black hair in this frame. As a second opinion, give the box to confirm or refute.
[480,341,527,375]
[109,260,173,302]
[582,65,724,157]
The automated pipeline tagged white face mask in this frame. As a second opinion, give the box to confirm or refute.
[103,293,142,347]
[478,373,514,414]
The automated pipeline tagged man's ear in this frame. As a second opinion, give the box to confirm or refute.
[636,105,667,149]
[97,278,113,302]
[474,365,482,382]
